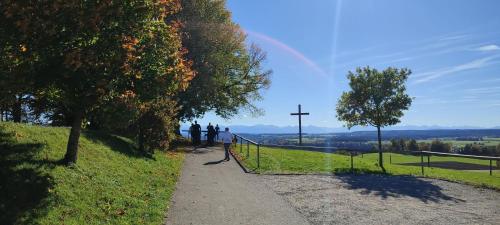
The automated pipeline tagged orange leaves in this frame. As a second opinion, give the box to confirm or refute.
[121,90,137,99]
[121,36,142,78]
[19,44,28,52]
[154,0,182,20]
[121,36,140,51]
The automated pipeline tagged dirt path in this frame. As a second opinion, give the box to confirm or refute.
[164,146,310,225]
[261,174,500,225]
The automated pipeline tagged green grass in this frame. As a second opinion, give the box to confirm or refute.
[233,144,500,189]
[0,122,184,224]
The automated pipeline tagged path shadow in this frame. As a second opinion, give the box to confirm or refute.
[174,145,222,154]
[337,174,464,203]
[82,131,153,159]
[0,124,58,224]
[203,159,225,165]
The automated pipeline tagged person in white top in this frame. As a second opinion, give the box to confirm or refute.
[220,127,233,161]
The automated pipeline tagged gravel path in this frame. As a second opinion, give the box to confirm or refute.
[165,146,310,225]
[260,174,500,225]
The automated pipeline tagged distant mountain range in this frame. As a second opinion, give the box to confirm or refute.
[181,124,500,134]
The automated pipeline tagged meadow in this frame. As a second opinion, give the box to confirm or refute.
[233,144,500,190]
[0,122,184,224]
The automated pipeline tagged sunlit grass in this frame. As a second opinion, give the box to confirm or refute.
[0,122,184,224]
[233,144,500,189]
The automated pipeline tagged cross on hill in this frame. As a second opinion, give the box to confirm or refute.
[290,104,309,145]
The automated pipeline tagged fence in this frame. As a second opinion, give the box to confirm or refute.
[231,134,366,172]
[232,133,261,169]
[183,131,499,181]
[412,151,500,176]
[230,134,499,179]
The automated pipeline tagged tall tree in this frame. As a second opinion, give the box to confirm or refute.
[176,0,271,123]
[336,66,412,169]
[1,0,193,164]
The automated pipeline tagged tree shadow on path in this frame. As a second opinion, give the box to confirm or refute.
[337,174,465,203]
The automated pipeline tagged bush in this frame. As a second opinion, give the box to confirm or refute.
[418,142,430,151]
[430,140,451,152]
[135,98,179,153]
[407,139,419,151]
[461,144,499,156]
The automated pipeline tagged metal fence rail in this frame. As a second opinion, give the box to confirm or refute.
[412,151,500,176]
[228,133,500,177]
[232,135,366,171]
[233,133,260,168]
[260,143,339,152]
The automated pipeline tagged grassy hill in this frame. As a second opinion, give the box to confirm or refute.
[233,145,500,189]
[0,122,184,224]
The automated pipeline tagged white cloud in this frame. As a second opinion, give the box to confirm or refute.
[476,45,500,51]
[412,56,499,84]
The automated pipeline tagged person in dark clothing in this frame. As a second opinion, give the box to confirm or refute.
[193,121,202,146]
[207,123,215,146]
[215,124,220,141]
[189,123,195,145]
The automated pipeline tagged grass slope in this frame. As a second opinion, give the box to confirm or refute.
[233,144,500,189]
[0,122,184,224]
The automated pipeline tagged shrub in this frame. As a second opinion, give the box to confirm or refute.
[430,140,451,152]
[135,98,179,153]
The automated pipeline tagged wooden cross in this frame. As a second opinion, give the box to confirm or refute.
[290,104,309,145]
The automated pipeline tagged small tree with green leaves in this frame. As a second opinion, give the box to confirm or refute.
[407,139,419,151]
[336,66,412,169]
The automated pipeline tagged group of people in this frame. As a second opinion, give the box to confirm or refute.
[188,121,220,146]
[189,121,202,146]
[205,123,220,146]
[188,121,232,161]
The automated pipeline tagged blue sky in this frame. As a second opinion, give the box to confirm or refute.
[193,0,500,128]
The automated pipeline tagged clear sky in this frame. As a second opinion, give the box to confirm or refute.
[193,0,500,128]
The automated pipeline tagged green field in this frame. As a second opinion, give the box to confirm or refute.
[232,144,500,189]
[0,122,184,224]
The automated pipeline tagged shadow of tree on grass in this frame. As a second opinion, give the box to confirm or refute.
[0,125,58,224]
[337,174,464,203]
[82,131,154,159]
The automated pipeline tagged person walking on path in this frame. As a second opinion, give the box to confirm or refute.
[220,127,233,161]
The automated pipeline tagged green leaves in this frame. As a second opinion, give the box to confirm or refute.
[175,0,271,121]
[336,66,412,129]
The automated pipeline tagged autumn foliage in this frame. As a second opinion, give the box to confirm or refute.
[0,0,195,163]
[0,0,270,164]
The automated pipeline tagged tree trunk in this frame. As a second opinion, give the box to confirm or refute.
[377,125,384,170]
[63,108,84,165]
[12,95,22,123]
